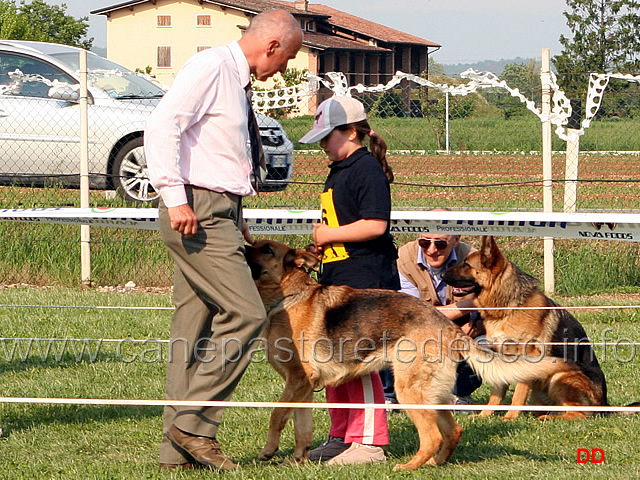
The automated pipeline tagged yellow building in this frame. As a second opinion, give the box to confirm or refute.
[91,0,440,89]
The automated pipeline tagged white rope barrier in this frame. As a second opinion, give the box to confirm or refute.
[1,337,639,347]
[0,396,638,413]
[0,337,169,343]
[0,304,173,310]
[1,303,639,312]
[2,208,640,241]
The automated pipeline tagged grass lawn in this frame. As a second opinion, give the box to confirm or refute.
[2,150,640,477]
[1,288,640,478]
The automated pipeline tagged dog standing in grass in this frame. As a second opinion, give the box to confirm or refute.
[442,236,609,420]
[244,239,572,470]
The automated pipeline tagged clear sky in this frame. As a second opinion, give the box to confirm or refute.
[45,0,572,65]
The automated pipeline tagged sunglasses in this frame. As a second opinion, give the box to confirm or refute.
[418,238,449,250]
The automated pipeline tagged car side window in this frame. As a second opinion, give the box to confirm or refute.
[0,52,76,98]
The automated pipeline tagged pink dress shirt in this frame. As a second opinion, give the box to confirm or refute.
[145,41,254,207]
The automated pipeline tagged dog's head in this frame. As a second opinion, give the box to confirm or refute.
[442,236,508,295]
[244,240,320,291]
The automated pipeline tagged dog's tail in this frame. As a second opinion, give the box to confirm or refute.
[461,338,568,387]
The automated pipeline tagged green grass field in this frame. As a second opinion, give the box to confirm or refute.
[2,147,640,477]
[1,288,640,478]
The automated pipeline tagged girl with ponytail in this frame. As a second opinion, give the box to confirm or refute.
[298,96,399,465]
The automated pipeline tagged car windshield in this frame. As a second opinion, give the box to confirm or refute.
[50,51,165,99]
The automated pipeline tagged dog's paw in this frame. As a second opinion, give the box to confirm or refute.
[258,447,279,461]
[393,458,433,471]
[470,411,493,419]
[536,414,555,421]
[280,456,307,466]
[502,412,521,421]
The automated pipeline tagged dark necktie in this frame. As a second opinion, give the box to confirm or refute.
[246,87,267,191]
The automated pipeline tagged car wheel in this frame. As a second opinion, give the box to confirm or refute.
[111,137,159,204]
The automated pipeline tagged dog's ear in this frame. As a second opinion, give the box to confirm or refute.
[259,242,275,256]
[283,249,320,271]
[480,236,506,270]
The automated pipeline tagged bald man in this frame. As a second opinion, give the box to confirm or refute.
[145,9,303,470]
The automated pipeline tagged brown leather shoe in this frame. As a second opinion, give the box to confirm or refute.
[166,425,238,471]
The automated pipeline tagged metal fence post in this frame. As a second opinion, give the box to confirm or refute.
[541,48,555,296]
[79,49,91,287]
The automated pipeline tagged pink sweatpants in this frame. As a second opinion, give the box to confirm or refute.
[326,371,389,445]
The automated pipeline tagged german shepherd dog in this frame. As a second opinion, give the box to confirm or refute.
[442,236,608,420]
[244,240,571,470]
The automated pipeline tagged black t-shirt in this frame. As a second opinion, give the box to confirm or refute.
[319,147,400,290]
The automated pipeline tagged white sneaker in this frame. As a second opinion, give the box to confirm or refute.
[385,397,399,414]
[326,442,386,465]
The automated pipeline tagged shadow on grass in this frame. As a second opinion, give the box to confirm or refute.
[386,411,563,464]
[1,403,162,437]
[1,351,164,438]
[0,349,155,375]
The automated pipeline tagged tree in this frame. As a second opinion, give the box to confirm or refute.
[0,0,92,49]
[427,56,445,77]
[0,1,28,39]
[554,0,640,95]
[484,60,541,119]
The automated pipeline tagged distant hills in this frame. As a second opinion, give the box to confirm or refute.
[439,57,536,77]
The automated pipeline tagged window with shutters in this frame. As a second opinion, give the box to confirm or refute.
[196,15,211,27]
[157,15,171,27]
[157,46,171,68]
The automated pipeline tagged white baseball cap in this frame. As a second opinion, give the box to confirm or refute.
[299,96,367,144]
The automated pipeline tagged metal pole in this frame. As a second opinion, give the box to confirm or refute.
[541,48,554,295]
[445,91,450,153]
[79,49,91,287]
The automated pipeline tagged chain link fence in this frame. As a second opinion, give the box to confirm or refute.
[1,45,640,287]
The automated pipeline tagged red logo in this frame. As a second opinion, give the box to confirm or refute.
[577,448,604,463]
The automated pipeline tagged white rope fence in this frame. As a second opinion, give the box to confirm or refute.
[2,337,640,347]
[0,397,638,414]
[0,304,173,310]
[0,303,639,311]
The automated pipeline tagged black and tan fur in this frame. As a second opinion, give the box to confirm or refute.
[442,236,608,420]
[244,240,570,470]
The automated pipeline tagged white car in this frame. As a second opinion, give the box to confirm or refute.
[0,40,294,203]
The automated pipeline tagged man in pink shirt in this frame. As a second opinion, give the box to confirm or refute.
[145,9,302,471]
